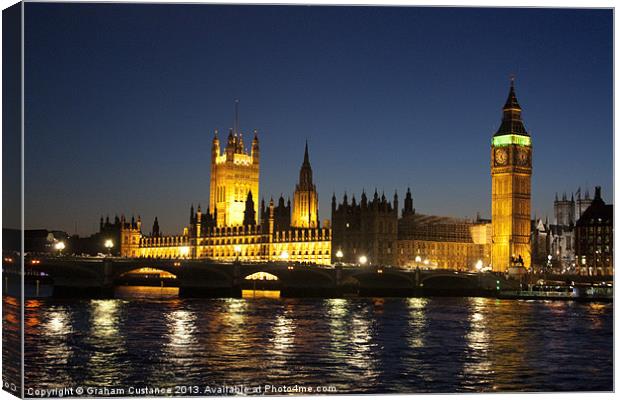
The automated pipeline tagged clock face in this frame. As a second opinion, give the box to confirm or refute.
[495,148,508,165]
[517,148,529,165]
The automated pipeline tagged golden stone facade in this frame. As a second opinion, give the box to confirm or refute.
[491,81,532,272]
[120,110,331,264]
[119,216,142,258]
[397,212,492,270]
[292,142,319,228]
[396,239,490,270]
[209,127,260,227]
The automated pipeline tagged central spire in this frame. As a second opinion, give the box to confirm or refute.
[299,141,313,188]
[303,139,310,165]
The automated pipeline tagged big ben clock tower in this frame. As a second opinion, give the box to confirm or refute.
[491,79,532,272]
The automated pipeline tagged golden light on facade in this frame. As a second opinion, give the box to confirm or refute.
[491,82,532,272]
[179,246,190,257]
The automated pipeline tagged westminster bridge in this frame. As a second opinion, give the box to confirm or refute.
[15,256,518,298]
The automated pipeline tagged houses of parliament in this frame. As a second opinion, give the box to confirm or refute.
[103,81,541,272]
[118,106,332,265]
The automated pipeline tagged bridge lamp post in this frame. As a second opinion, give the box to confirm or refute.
[415,255,422,269]
[423,259,429,269]
[336,249,343,265]
[475,259,483,272]
[279,250,289,261]
[359,255,368,266]
[54,241,65,256]
[104,239,114,256]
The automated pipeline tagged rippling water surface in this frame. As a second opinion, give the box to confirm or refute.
[20,293,613,394]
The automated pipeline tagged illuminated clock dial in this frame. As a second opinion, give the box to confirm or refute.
[495,148,508,165]
[517,149,529,165]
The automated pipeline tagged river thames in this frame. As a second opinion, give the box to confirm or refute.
[12,291,614,394]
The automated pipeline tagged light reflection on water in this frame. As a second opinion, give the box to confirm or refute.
[20,296,613,394]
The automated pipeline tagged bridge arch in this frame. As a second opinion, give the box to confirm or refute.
[344,269,415,288]
[111,263,182,281]
[31,261,102,287]
[244,271,279,281]
[117,267,178,279]
[421,273,477,289]
[240,265,335,286]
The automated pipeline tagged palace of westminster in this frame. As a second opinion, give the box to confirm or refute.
[89,82,612,275]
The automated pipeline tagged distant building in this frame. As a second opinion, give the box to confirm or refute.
[575,186,613,276]
[533,193,577,271]
[331,190,398,266]
[531,218,550,269]
[24,229,68,254]
[331,187,491,269]
[575,188,593,221]
[397,208,491,270]
[531,189,601,273]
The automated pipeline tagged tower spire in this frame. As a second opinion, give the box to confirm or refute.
[494,78,528,137]
[234,99,239,134]
[303,139,309,165]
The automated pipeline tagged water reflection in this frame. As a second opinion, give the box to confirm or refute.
[269,305,296,358]
[346,302,379,386]
[83,300,125,386]
[36,307,75,388]
[23,297,613,393]
[91,300,120,337]
[3,296,22,395]
[407,298,428,349]
[461,297,493,389]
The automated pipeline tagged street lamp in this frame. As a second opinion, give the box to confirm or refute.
[54,241,65,256]
[475,259,483,272]
[336,249,343,265]
[359,255,368,266]
[415,255,422,269]
[104,239,114,256]
[280,250,289,261]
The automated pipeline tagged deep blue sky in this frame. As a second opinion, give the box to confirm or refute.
[24,4,613,236]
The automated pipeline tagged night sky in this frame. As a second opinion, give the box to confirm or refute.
[23,3,612,236]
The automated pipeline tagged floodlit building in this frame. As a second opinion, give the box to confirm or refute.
[490,79,533,271]
[120,106,331,264]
